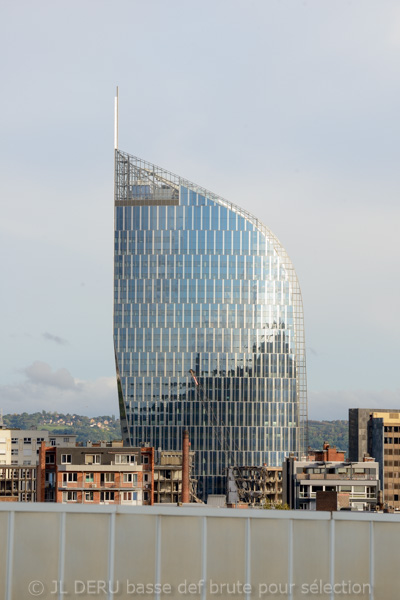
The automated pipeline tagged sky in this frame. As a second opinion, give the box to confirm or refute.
[1,0,399,421]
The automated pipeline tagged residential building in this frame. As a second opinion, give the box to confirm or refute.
[283,455,379,511]
[349,408,400,510]
[113,148,307,498]
[0,427,76,467]
[37,441,153,505]
[0,428,76,502]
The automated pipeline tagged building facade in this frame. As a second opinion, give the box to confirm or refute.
[114,150,307,497]
[0,428,76,467]
[153,449,196,504]
[0,427,77,502]
[283,455,380,511]
[37,441,154,505]
[349,408,400,510]
[226,465,283,507]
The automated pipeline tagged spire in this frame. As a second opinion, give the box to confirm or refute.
[114,86,119,150]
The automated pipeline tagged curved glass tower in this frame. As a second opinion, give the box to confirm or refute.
[114,149,307,498]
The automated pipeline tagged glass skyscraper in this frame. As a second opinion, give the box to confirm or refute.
[114,149,307,498]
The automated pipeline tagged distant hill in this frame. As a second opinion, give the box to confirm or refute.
[308,420,348,454]
[3,411,121,443]
[3,412,348,454]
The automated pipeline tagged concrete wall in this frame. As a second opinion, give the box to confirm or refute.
[1,504,400,599]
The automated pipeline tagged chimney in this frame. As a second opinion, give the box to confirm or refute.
[182,429,190,504]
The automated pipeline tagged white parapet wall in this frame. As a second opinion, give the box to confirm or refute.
[0,504,399,600]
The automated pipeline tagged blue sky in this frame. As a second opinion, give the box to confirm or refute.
[1,0,399,419]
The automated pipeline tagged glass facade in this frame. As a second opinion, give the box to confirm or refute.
[114,150,307,498]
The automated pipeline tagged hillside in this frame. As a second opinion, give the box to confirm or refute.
[2,412,348,453]
[3,411,121,443]
[308,420,348,454]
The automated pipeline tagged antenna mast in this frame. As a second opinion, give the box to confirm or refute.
[114,86,119,150]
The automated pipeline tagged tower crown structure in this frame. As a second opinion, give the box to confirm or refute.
[114,149,307,497]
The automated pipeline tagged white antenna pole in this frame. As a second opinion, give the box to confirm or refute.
[114,86,119,150]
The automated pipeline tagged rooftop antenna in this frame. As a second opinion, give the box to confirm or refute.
[114,86,119,150]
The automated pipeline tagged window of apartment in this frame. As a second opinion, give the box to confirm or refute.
[123,473,138,484]
[85,473,94,483]
[115,454,136,464]
[36,438,45,445]
[11,438,18,444]
[85,491,94,502]
[61,454,72,464]
[23,460,31,466]
[11,449,18,456]
[24,438,32,444]
[85,454,100,465]
[62,473,78,483]
[385,438,393,444]
[50,439,56,447]
[45,455,55,464]
[63,438,70,442]
[63,491,77,502]
[142,455,149,464]
[101,473,115,483]
[144,474,150,483]
[143,492,149,502]
[100,491,115,502]
[122,492,138,502]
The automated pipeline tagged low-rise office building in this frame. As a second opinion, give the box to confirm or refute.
[349,408,400,510]
[283,455,379,511]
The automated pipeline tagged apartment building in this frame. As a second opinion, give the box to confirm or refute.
[0,427,76,502]
[37,441,154,506]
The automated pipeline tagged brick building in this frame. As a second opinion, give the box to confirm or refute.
[37,441,154,505]
[308,442,345,462]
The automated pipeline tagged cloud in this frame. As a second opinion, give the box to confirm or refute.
[24,361,75,390]
[42,332,68,346]
[1,362,118,417]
